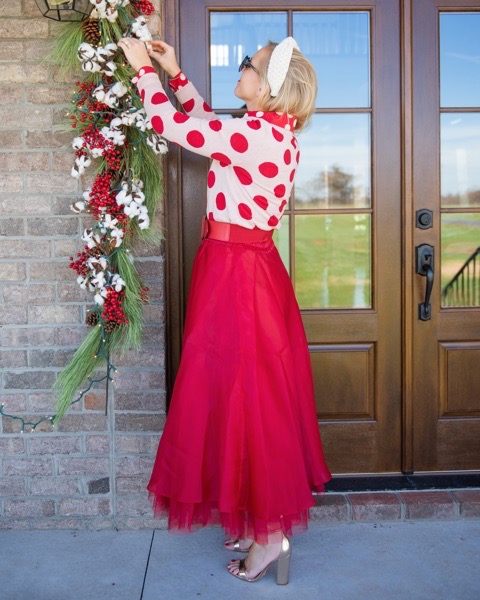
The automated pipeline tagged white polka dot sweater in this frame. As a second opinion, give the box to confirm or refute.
[135,68,300,230]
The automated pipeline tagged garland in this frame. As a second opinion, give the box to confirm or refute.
[47,0,167,425]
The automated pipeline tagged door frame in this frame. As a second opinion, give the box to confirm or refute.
[161,0,478,475]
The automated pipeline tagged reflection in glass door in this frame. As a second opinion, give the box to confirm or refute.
[440,13,480,307]
[210,11,372,309]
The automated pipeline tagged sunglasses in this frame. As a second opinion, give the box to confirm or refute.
[238,55,259,74]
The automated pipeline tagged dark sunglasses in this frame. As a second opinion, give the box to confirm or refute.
[238,55,259,74]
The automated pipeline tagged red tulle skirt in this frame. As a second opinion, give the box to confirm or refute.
[147,235,331,544]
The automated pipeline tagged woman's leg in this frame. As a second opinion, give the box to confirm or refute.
[226,538,284,579]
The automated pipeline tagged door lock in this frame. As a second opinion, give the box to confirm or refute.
[416,209,433,229]
[416,244,434,320]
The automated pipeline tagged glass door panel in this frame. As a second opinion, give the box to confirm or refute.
[295,214,371,308]
[293,12,370,108]
[439,13,480,307]
[294,114,371,209]
[440,13,480,108]
[210,12,287,109]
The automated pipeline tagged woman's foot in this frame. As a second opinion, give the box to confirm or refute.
[224,537,254,552]
[227,539,282,580]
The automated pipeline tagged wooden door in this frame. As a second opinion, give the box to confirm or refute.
[165,0,402,475]
[407,0,480,472]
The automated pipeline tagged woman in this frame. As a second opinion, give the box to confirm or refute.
[119,35,331,585]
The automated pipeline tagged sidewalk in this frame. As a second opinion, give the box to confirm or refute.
[2,521,479,600]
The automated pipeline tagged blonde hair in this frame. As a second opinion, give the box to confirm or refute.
[257,42,317,131]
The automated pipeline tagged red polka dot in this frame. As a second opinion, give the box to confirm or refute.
[279,199,287,212]
[238,203,252,220]
[209,120,223,131]
[182,98,195,112]
[268,215,279,226]
[207,171,215,188]
[140,89,145,102]
[173,111,189,123]
[233,166,253,185]
[151,115,164,134]
[215,192,226,210]
[296,150,300,163]
[274,184,286,198]
[186,130,205,148]
[259,162,278,178]
[284,149,291,165]
[253,195,268,210]
[272,128,284,142]
[211,152,231,166]
[291,137,297,148]
[203,102,213,112]
[247,119,261,130]
[208,211,214,220]
[290,169,296,182]
[151,92,168,104]
[230,133,248,153]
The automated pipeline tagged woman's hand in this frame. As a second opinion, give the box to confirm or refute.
[118,37,153,72]
[146,40,181,77]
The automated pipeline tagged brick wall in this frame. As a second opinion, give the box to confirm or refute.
[0,0,167,530]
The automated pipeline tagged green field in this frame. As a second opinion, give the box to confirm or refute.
[271,212,480,309]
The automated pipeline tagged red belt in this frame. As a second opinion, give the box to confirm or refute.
[201,216,273,243]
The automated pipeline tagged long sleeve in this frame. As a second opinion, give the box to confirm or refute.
[135,70,299,230]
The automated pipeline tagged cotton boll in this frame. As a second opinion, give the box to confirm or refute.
[103,61,117,76]
[70,200,86,213]
[111,81,128,98]
[72,137,85,150]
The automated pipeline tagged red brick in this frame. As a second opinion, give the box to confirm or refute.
[0,306,27,325]
[85,435,110,454]
[84,392,107,411]
[0,393,27,413]
[116,476,149,494]
[3,457,52,476]
[115,434,160,455]
[0,477,25,496]
[310,493,350,522]
[114,391,166,412]
[0,130,23,148]
[27,435,81,456]
[30,477,81,496]
[116,496,152,517]
[0,195,52,215]
[3,370,56,390]
[115,456,154,476]
[0,174,22,193]
[4,499,55,518]
[452,490,480,518]
[0,19,49,39]
[1,327,54,347]
[0,350,27,368]
[399,491,456,520]
[56,415,108,433]
[58,498,111,517]
[348,492,401,521]
[57,457,110,476]
[0,106,51,128]
[0,437,25,455]
[115,413,166,432]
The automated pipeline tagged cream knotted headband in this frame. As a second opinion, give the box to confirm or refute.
[267,36,300,97]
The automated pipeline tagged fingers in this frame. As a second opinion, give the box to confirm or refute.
[150,40,171,53]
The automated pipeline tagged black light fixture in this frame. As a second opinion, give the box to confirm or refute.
[34,0,94,22]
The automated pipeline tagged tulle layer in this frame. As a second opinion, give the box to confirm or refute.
[147,236,331,544]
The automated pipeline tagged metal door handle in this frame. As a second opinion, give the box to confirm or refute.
[416,244,434,321]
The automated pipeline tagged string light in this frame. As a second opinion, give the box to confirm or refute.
[0,322,118,433]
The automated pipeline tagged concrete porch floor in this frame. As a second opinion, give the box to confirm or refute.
[1,520,479,600]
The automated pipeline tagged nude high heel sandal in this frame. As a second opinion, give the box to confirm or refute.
[224,538,254,552]
[227,534,291,585]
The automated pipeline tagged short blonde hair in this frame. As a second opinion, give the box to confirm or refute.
[257,42,317,131]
